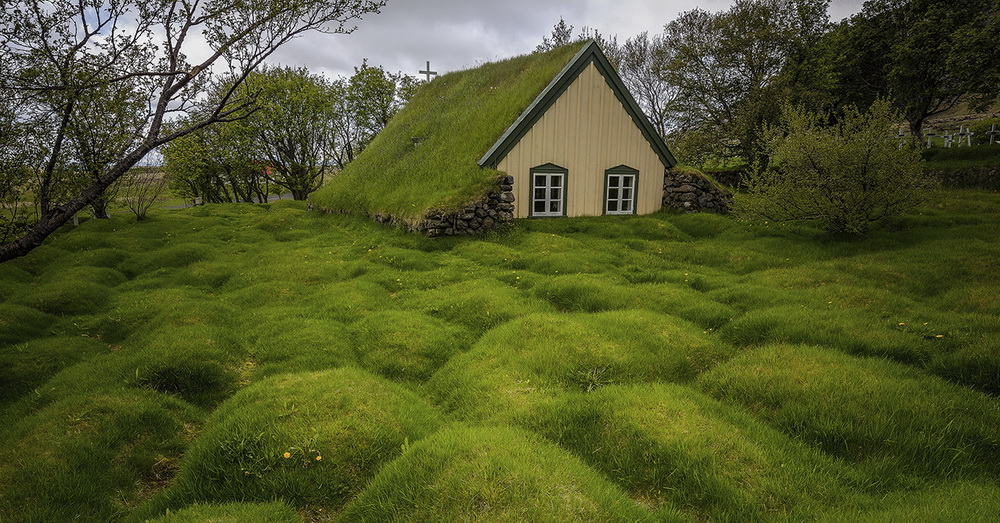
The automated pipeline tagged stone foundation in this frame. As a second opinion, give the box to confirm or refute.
[419,176,515,237]
[662,168,733,213]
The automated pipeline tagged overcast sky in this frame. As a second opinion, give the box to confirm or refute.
[266,0,866,80]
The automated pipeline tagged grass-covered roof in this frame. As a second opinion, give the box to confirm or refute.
[311,42,588,222]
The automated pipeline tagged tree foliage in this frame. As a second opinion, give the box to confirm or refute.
[661,0,831,167]
[737,100,932,234]
[162,63,414,202]
[0,0,386,261]
[536,18,575,53]
[832,0,1000,142]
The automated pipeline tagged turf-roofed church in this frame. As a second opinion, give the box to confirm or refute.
[311,40,680,236]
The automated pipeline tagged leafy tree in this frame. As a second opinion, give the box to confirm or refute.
[661,0,830,166]
[0,0,386,262]
[737,100,932,234]
[833,0,1000,143]
[607,32,677,139]
[161,111,269,204]
[246,67,337,200]
[536,17,574,52]
[343,62,418,167]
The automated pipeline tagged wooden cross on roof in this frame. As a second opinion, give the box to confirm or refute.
[419,61,438,82]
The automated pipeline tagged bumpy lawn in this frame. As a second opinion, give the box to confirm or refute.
[1,192,999,521]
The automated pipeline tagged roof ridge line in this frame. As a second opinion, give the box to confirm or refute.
[478,40,676,169]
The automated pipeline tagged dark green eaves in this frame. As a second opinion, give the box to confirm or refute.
[478,40,678,170]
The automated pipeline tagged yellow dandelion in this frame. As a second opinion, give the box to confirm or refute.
[283,452,291,459]
[315,455,322,461]
[935,334,944,338]
[898,322,905,326]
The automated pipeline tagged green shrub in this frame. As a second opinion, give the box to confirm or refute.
[339,425,668,522]
[531,384,861,520]
[698,344,1000,479]
[737,101,932,234]
[146,368,443,515]
[427,310,731,422]
[349,310,472,382]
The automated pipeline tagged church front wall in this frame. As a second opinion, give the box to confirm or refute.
[496,62,665,218]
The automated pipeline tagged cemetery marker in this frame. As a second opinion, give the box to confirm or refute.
[419,61,438,82]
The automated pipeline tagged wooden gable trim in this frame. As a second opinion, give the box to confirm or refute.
[478,40,678,170]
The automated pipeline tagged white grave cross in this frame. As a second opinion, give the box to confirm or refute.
[925,130,937,148]
[956,125,973,147]
[988,124,1000,145]
[942,130,954,148]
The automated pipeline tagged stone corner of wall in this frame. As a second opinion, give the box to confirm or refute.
[416,176,516,238]
[662,167,734,214]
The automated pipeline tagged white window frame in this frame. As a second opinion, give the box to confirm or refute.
[605,166,638,215]
[530,164,567,217]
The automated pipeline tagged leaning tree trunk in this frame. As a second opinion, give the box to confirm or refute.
[0,146,149,262]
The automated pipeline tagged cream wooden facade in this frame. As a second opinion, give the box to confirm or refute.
[495,63,666,218]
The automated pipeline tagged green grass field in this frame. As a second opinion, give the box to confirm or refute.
[1,191,999,521]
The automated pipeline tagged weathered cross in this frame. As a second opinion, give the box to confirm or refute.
[988,124,999,145]
[956,125,973,147]
[419,61,438,82]
[941,130,954,148]
[925,130,936,148]
[895,129,906,148]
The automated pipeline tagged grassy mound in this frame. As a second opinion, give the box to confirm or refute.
[0,336,110,404]
[144,367,444,516]
[531,383,861,520]
[428,310,731,422]
[0,391,199,521]
[698,344,1000,480]
[349,310,472,382]
[311,43,586,222]
[0,303,58,345]
[402,277,556,331]
[148,501,301,523]
[819,481,1000,521]
[339,425,668,522]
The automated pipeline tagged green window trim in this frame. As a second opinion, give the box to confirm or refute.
[604,165,639,216]
[530,163,568,218]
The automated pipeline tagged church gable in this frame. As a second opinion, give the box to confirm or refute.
[492,44,676,218]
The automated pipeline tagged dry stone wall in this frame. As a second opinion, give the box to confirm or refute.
[662,168,733,213]
[419,176,515,237]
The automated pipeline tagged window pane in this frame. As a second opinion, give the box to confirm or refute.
[534,201,546,213]
[534,174,546,187]
[622,200,631,212]
[622,188,632,200]
[609,188,618,200]
[548,188,559,200]
[608,201,618,212]
[549,201,560,213]
[622,176,634,188]
[550,175,562,188]
[534,188,546,200]
[608,176,619,188]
